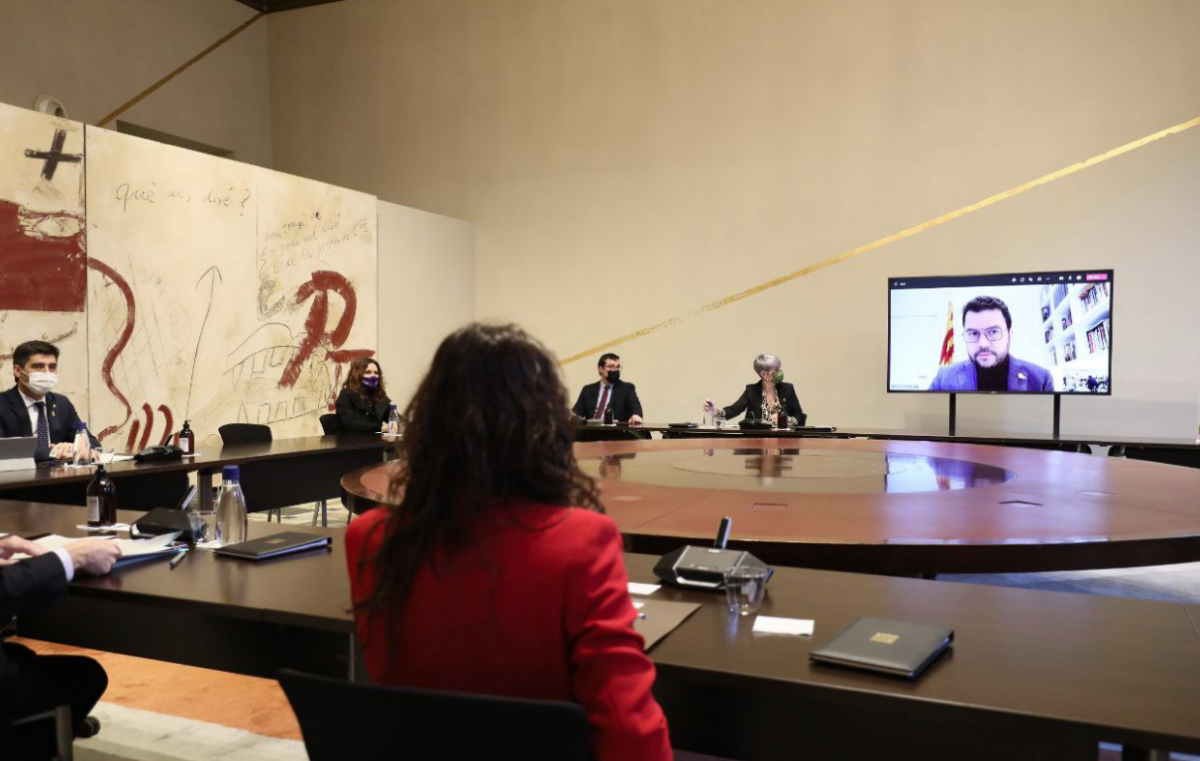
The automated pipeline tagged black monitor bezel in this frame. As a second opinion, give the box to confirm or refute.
[886,270,1114,396]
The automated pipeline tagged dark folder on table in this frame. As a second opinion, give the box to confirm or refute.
[633,599,700,651]
[213,531,332,561]
[809,617,953,679]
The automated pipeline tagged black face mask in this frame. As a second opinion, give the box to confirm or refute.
[607,370,621,383]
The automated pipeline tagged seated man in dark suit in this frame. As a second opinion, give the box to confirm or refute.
[0,534,120,752]
[0,341,96,461]
[571,353,644,425]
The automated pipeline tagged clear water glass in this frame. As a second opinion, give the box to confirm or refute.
[724,565,769,616]
[189,511,211,545]
[714,409,726,429]
[72,428,94,466]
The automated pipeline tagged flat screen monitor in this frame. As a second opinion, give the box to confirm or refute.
[888,270,1113,395]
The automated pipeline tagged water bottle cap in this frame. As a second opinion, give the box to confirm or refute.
[390,404,397,409]
[222,465,240,480]
[77,421,87,430]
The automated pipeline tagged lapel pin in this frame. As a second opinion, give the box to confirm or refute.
[1017,372,1027,380]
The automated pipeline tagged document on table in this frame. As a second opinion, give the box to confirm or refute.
[628,582,662,596]
[634,599,701,651]
[12,532,184,567]
[752,615,815,636]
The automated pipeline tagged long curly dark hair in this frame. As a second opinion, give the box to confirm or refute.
[355,323,603,619]
[343,357,389,403]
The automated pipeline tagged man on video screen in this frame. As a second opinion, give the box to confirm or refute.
[929,296,1053,392]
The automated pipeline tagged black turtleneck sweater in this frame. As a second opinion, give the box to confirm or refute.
[976,357,1010,392]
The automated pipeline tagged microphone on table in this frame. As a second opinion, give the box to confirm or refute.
[714,517,732,549]
[653,517,772,591]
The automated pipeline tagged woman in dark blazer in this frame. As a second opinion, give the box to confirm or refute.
[335,358,393,433]
[705,353,807,426]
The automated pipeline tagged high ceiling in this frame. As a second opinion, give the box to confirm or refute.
[231,0,347,13]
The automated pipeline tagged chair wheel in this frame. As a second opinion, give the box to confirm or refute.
[77,715,101,738]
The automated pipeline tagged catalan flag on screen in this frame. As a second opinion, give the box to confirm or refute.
[939,302,955,366]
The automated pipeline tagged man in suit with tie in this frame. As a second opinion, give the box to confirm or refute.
[1,534,120,752]
[571,353,644,425]
[0,341,95,461]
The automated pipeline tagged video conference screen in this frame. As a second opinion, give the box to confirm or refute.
[888,270,1113,395]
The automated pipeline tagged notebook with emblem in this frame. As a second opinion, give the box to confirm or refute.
[212,531,332,560]
[809,617,954,679]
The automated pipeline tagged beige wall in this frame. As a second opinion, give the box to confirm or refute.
[0,0,272,166]
[253,3,1200,435]
[376,201,475,409]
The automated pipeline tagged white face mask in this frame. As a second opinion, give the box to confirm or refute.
[22,371,58,395]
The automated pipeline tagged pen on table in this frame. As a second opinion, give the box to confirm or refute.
[169,549,189,570]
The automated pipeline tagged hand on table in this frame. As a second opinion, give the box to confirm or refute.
[50,442,74,459]
[0,535,48,565]
[628,415,644,426]
[64,539,122,576]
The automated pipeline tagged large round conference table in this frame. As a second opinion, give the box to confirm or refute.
[341,437,1200,575]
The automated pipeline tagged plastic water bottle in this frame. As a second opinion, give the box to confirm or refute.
[387,405,402,436]
[215,465,248,547]
[72,421,93,466]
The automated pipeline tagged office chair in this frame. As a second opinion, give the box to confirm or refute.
[6,705,74,761]
[278,669,590,761]
[216,423,273,445]
[319,414,342,435]
[217,423,283,522]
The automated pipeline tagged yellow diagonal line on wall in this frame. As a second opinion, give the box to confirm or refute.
[96,13,265,128]
[559,114,1200,366]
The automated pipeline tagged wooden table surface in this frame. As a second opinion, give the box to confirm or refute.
[5,501,1199,759]
[343,437,1200,574]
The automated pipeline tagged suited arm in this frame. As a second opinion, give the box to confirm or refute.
[565,520,672,761]
[625,384,644,420]
[0,554,68,624]
[56,397,100,447]
[928,368,948,392]
[785,386,807,426]
[336,390,384,433]
[721,389,750,421]
[571,388,589,419]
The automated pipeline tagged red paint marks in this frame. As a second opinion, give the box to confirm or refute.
[136,403,154,451]
[87,258,135,443]
[125,417,141,453]
[0,199,87,312]
[278,271,374,389]
[122,403,175,452]
[157,405,174,446]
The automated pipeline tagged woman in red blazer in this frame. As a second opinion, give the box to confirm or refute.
[345,323,671,761]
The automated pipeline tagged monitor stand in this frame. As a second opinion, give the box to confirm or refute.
[947,393,1063,440]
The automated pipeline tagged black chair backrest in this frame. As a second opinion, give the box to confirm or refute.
[318,414,341,435]
[278,669,591,761]
[218,423,273,445]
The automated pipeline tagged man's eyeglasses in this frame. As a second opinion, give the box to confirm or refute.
[963,327,1005,343]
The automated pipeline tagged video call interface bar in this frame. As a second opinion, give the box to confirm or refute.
[890,271,1113,290]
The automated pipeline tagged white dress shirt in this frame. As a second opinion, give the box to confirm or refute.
[19,386,44,435]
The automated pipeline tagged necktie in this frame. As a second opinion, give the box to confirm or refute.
[595,386,611,419]
[34,401,50,459]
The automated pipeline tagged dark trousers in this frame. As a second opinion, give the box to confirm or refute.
[1,643,108,757]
